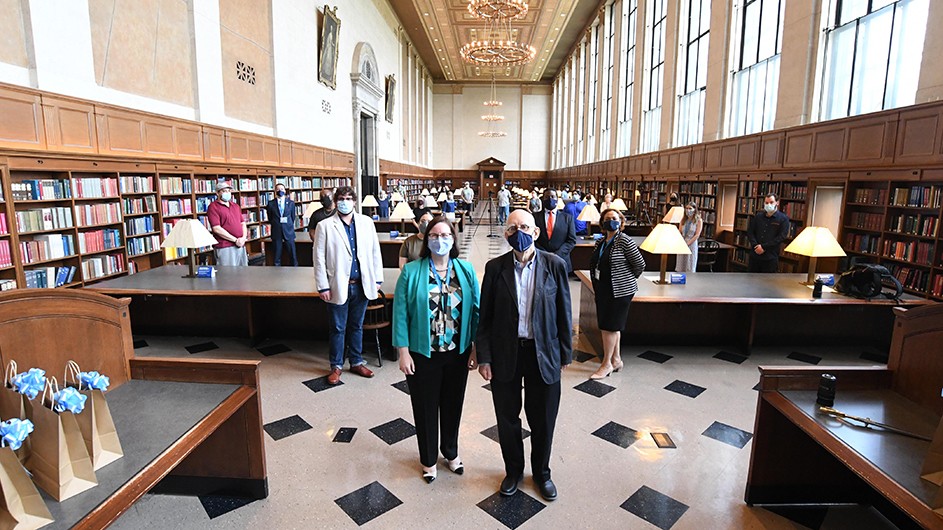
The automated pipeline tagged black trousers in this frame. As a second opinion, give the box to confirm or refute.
[405,349,469,467]
[273,227,298,266]
[490,340,561,481]
[749,255,778,273]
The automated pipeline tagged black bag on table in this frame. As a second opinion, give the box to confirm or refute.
[834,264,903,302]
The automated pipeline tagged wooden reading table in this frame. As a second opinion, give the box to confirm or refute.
[264,232,408,267]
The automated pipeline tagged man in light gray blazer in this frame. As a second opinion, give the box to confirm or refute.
[314,186,384,385]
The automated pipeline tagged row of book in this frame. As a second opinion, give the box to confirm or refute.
[243,211,259,224]
[780,201,807,219]
[683,195,716,210]
[126,216,156,236]
[852,187,887,205]
[239,196,258,208]
[119,175,154,194]
[890,185,942,208]
[72,177,119,199]
[161,199,193,217]
[127,235,161,256]
[15,207,74,233]
[882,239,932,263]
[19,234,75,264]
[0,211,7,234]
[931,275,943,297]
[888,264,930,293]
[780,183,808,200]
[75,203,122,227]
[25,266,76,288]
[846,211,882,231]
[0,279,14,291]
[887,214,939,237]
[122,196,156,215]
[680,182,716,195]
[196,196,217,214]
[159,177,193,195]
[81,254,125,281]
[844,233,880,255]
[78,229,121,254]
[194,179,220,193]
[238,178,258,192]
[10,179,72,201]
[0,240,11,268]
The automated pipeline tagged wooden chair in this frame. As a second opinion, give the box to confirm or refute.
[697,240,720,272]
[362,290,391,367]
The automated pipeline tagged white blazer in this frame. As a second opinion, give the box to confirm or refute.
[313,213,384,305]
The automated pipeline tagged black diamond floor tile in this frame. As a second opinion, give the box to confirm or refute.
[133,339,149,349]
[482,383,492,392]
[702,421,753,449]
[860,351,889,363]
[303,375,344,393]
[591,421,639,448]
[333,427,357,443]
[621,485,689,530]
[199,494,257,519]
[334,481,402,526]
[185,341,218,354]
[574,350,597,363]
[573,379,616,398]
[787,351,822,365]
[480,424,530,444]
[391,380,410,395]
[664,380,706,398]
[752,382,761,391]
[263,415,312,441]
[477,490,545,529]
[257,343,292,356]
[370,418,416,445]
[765,506,828,530]
[713,350,747,364]
[638,350,673,364]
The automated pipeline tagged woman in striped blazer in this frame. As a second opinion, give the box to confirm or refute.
[588,208,646,379]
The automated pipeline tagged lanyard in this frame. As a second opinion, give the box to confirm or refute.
[596,235,615,260]
[429,258,453,330]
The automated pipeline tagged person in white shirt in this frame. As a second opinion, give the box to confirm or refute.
[496,186,511,225]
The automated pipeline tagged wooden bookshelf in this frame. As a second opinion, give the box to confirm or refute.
[730,177,808,272]
[679,180,718,237]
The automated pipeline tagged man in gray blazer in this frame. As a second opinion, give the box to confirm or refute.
[477,209,572,502]
[314,186,384,385]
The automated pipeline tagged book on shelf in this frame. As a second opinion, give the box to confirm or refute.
[81,253,125,280]
[127,234,161,256]
[78,228,122,254]
[0,279,15,291]
[72,177,119,198]
[15,207,74,232]
[11,179,72,200]
[847,212,882,231]
[852,187,887,205]
[122,196,157,215]
[0,240,12,268]
[125,216,156,236]
[890,185,942,208]
[119,175,154,193]
[24,265,75,288]
[75,203,122,226]
[161,198,193,216]
[158,177,193,195]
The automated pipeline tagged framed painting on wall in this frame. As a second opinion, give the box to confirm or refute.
[319,5,341,89]
[385,75,396,123]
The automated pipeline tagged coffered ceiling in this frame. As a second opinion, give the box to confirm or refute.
[389,0,603,84]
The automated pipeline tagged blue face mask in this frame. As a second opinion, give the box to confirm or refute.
[507,230,534,253]
[604,219,621,232]
[277,190,286,197]
[337,200,354,215]
[428,236,453,256]
[220,191,232,202]
[543,198,557,210]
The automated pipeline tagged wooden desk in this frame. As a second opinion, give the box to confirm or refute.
[569,236,734,272]
[372,213,465,233]
[86,265,402,340]
[576,271,931,354]
[747,303,943,530]
[264,232,408,268]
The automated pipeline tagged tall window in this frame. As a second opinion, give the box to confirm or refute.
[577,42,587,164]
[567,57,577,166]
[600,3,616,159]
[728,0,783,137]
[617,0,638,157]
[640,0,666,153]
[675,0,711,146]
[819,0,929,121]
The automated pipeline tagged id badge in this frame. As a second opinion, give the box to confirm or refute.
[280,216,288,223]
[434,320,445,336]
[593,269,600,280]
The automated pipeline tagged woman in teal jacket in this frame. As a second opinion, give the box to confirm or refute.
[393,216,479,484]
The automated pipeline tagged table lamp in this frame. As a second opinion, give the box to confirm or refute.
[609,198,629,211]
[421,188,429,196]
[783,226,847,284]
[391,191,404,203]
[361,194,379,217]
[303,201,322,220]
[639,223,692,285]
[423,195,438,208]
[587,196,597,205]
[431,187,438,194]
[437,192,448,202]
[160,219,219,278]
[389,200,415,232]
[663,206,685,224]
[577,203,601,224]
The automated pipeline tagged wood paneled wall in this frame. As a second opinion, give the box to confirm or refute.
[549,101,943,181]
[379,159,433,178]
[0,83,354,173]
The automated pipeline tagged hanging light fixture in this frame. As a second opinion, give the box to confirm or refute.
[467,0,529,21]
[479,73,508,138]
[460,5,536,67]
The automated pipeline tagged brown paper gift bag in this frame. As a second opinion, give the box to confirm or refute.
[0,362,30,466]
[24,378,96,502]
[0,446,53,530]
[64,362,122,470]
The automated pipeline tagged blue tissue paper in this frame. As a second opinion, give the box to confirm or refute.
[79,371,110,392]
[390,230,400,238]
[669,273,686,284]
[11,368,46,400]
[52,387,87,414]
[0,418,33,450]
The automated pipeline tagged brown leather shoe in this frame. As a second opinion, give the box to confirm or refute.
[349,364,375,378]
[327,367,342,385]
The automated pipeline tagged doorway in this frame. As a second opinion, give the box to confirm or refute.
[360,112,378,197]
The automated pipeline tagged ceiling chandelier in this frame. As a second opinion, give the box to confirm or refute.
[479,73,507,138]
[460,2,535,67]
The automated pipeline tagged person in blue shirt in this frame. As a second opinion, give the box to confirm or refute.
[378,189,390,218]
[563,192,588,236]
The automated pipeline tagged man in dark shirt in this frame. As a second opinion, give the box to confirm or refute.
[747,193,790,273]
[307,191,335,241]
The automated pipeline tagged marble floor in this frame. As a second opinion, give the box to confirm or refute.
[112,213,900,529]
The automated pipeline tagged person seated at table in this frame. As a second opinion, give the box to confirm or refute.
[442,194,457,221]
[589,208,646,379]
[393,216,480,483]
[528,190,542,213]
[747,193,789,273]
[599,193,614,213]
[676,202,703,273]
[400,210,434,267]
[307,191,335,241]
[378,189,390,218]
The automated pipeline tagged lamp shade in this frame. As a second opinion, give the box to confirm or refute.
[303,201,322,218]
[389,201,416,221]
[639,224,692,255]
[437,192,448,201]
[577,203,601,223]
[361,195,379,207]
[391,192,404,202]
[423,195,438,208]
[421,188,429,196]
[609,198,629,211]
[587,196,597,205]
[161,219,218,249]
[431,187,438,194]
[783,226,846,257]
[663,206,685,224]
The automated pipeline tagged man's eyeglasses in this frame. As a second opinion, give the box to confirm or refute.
[427,234,453,241]
[505,224,532,234]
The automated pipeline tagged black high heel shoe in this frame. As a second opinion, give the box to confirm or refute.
[422,466,437,483]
